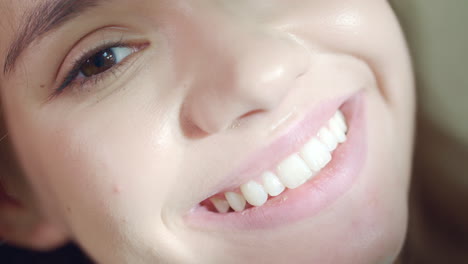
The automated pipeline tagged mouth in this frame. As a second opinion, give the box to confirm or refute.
[186,92,366,230]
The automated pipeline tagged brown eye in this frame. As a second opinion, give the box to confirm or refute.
[80,48,117,77]
[55,45,137,94]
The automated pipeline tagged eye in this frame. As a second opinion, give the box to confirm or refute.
[77,46,133,79]
[55,44,140,95]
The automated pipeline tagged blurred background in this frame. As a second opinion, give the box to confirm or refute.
[391,0,468,263]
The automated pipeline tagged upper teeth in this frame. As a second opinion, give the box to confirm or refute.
[209,110,348,213]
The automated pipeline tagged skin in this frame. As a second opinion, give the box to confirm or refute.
[0,0,414,263]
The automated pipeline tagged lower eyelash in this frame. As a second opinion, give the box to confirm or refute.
[76,65,122,92]
[58,59,124,98]
[50,42,148,100]
[55,41,128,94]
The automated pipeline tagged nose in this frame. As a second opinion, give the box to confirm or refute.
[181,16,310,134]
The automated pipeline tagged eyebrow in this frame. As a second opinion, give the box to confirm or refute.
[3,0,104,75]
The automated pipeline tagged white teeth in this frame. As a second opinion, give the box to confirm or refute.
[225,192,246,212]
[210,198,230,213]
[299,138,332,172]
[240,181,268,206]
[261,171,285,196]
[329,117,347,143]
[276,154,312,189]
[334,110,348,133]
[317,127,338,151]
[214,110,348,213]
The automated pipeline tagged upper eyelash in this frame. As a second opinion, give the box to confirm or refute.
[54,40,128,95]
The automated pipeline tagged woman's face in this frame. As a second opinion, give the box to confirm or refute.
[0,0,414,263]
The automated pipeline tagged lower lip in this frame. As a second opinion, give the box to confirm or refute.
[186,93,366,230]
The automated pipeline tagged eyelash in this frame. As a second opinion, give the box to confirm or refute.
[53,41,141,97]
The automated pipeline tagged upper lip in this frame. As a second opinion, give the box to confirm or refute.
[197,92,354,203]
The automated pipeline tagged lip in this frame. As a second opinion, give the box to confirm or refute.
[185,91,366,230]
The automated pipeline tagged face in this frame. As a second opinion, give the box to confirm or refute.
[0,0,414,263]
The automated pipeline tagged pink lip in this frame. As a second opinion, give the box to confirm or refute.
[185,91,366,230]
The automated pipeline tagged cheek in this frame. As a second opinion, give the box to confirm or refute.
[344,93,411,262]
[48,119,163,208]
[284,0,413,108]
[24,112,183,258]
[9,92,179,237]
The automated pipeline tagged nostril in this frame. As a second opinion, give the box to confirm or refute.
[228,109,265,130]
[239,109,265,119]
[181,30,310,136]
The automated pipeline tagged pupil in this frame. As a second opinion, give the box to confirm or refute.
[81,48,116,77]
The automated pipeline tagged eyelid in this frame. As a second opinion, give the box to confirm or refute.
[51,40,149,99]
[48,26,148,94]
[57,41,129,91]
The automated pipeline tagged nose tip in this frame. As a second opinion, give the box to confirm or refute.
[183,32,310,135]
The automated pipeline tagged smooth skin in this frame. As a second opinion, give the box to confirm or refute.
[0,1,414,263]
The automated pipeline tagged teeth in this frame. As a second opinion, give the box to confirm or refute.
[317,127,338,151]
[299,138,332,172]
[225,192,246,212]
[240,181,268,206]
[276,154,312,189]
[334,110,348,133]
[210,197,230,213]
[329,117,347,143]
[212,110,348,213]
[261,171,286,196]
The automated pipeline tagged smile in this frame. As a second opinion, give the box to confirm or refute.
[187,92,366,229]
[206,110,347,213]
